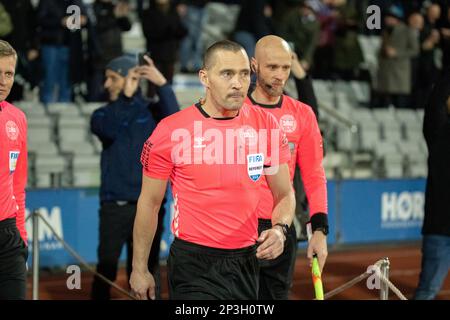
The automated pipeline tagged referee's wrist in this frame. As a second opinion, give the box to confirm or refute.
[272,223,289,238]
[310,213,329,235]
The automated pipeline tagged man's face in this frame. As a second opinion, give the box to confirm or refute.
[253,46,292,98]
[409,13,424,31]
[385,16,399,27]
[104,69,125,101]
[0,56,16,102]
[201,49,251,111]
[427,4,441,21]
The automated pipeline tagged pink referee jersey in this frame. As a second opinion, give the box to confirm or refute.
[245,94,328,220]
[0,100,28,243]
[141,103,290,249]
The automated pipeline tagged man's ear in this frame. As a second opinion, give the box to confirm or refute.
[199,69,208,88]
[251,57,257,73]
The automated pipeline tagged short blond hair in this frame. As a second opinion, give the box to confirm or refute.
[0,40,17,60]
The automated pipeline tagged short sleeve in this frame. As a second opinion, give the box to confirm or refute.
[141,122,174,179]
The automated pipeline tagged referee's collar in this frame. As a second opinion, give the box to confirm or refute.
[247,92,283,109]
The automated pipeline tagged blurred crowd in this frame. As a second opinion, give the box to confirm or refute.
[0,0,449,109]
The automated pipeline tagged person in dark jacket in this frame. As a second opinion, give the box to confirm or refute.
[90,55,179,300]
[414,67,450,300]
[278,0,320,72]
[140,0,187,85]
[439,5,450,69]
[232,0,274,58]
[177,0,208,73]
[36,0,88,104]
[87,0,132,102]
[410,4,441,109]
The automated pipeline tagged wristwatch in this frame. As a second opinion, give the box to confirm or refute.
[273,223,289,237]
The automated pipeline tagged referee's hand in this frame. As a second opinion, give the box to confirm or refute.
[130,269,155,300]
[256,228,285,260]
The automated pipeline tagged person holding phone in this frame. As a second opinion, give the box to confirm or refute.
[90,54,179,300]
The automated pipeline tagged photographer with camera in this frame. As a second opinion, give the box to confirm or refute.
[90,54,179,300]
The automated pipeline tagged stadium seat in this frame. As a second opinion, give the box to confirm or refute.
[47,103,81,116]
[34,154,67,188]
[80,102,104,116]
[72,155,101,187]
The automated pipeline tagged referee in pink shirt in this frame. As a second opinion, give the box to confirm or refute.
[130,40,296,300]
[0,40,28,300]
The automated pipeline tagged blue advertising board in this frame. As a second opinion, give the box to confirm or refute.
[25,179,426,268]
[336,179,426,244]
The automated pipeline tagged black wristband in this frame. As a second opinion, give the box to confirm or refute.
[310,213,329,234]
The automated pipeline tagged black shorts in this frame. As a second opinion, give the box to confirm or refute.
[258,218,297,300]
[0,218,28,300]
[167,238,259,300]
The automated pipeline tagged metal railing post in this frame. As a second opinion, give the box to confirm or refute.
[32,209,40,300]
[379,257,390,300]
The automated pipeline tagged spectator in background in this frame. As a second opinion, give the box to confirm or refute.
[279,0,320,72]
[410,4,441,109]
[414,67,450,300]
[373,5,419,108]
[332,0,364,80]
[90,55,179,300]
[140,0,187,88]
[232,0,274,58]
[177,0,208,73]
[439,5,450,69]
[0,0,40,102]
[36,0,87,104]
[310,0,337,79]
[86,0,132,102]
[409,12,426,108]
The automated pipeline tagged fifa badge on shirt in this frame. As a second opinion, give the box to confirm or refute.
[9,151,20,174]
[247,153,264,182]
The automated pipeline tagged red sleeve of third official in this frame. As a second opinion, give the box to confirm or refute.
[13,115,28,244]
[296,105,328,216]
[141,122,174,180]
[265,112,291,167]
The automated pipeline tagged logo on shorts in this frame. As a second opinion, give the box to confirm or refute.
[247,153,264,182]
[280,114,297,133]
[9,151,19,174]
[5,121,19,141]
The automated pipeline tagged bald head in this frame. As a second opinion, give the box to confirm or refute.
[252,35,293,99]
[254,35,292,61]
